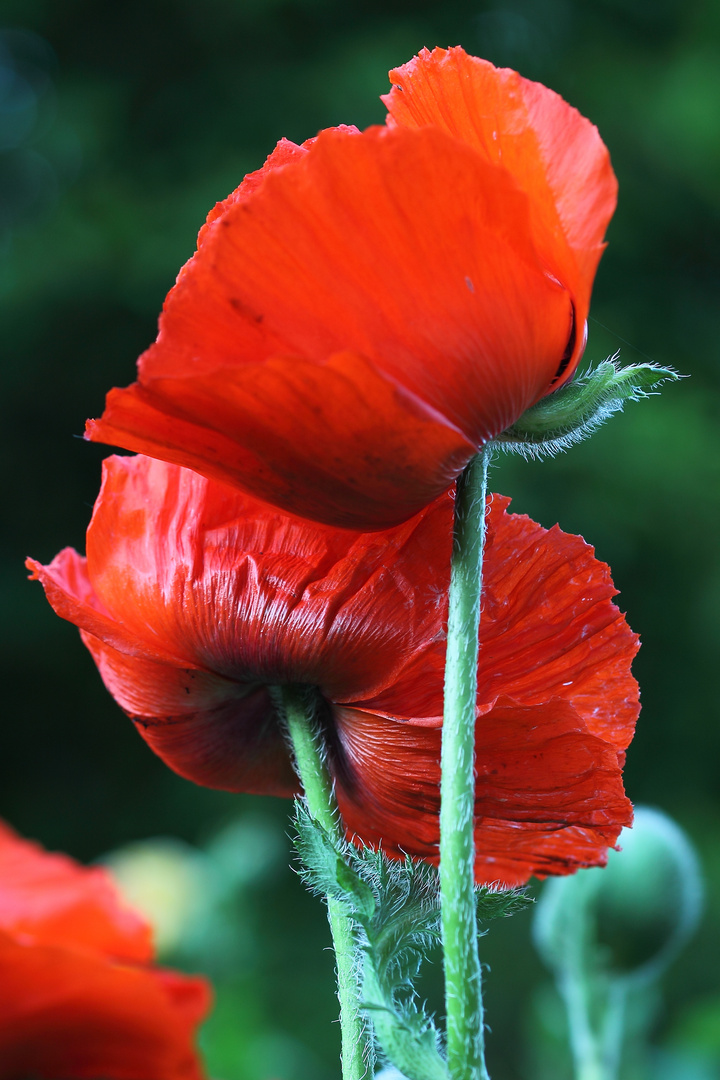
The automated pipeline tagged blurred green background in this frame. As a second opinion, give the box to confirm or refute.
[1,0,718,1076]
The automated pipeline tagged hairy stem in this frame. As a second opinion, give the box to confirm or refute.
[440,449,492,1080]
[277,684,371,1080]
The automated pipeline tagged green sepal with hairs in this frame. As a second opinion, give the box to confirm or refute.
[496,360,680,457]
[293,801,531,1080]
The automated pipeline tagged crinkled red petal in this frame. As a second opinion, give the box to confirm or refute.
[475,497,640,747]
[29,460,638,877]
[30,455,453,702]
[357,495,639,751]
[333,699,631,886]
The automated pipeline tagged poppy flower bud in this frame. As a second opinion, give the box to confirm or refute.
[534,806,703,985]
[593,807,703,981]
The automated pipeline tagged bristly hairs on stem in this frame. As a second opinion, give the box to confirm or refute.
[276,685,373,1080]
[293,803,533,1080]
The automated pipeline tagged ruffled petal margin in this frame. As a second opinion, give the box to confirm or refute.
[356,496,640,750]
[333,699,632,887]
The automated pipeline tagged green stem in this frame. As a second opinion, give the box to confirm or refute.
[560,889,601,1080]
[599,981,628,1080]
[561,966,603,1080]
[277,684,371,1080]
[559,880,627,1080]
[440,448,492,1080]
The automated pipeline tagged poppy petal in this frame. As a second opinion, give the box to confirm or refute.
[0,822,152,963]
[88,123,574,527]
[80,632,297,797]
[31,455,453,702]
[86,353,475,530]
[26,550,184,666]
[198,124,361,244]
[199,137,309,242]
[355,496,639,750]
[383,46,617,365]
[0,930,210,1080]
[333,698,631,886]
[476,497,640,747]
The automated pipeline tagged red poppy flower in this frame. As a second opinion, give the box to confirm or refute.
[29,454,638,886]
[0,819,210,1080]
[85,46,617,530]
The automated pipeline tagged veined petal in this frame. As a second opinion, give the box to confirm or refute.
[0,930,209,1080]
[383,45,617,370]
[476,496,640,747]
[86,353,475,530]
[358,496,639,751]
[88,123,574,528]
[31,455,452,702]
[0,823,152,963]
[26,550,184,667]
[137,125,572,433]
[333,699,631,886]
[81,632,296,797]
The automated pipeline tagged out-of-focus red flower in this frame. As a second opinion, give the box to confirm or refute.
[29,454,638,886]
[0,819,210,1080]
[85,46,617,530]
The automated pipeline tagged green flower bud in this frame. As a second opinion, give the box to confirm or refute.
[593,806,703,982]
[534,807,703,986]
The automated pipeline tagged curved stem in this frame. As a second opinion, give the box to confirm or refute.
[561,966,603,1080]
[440,448,492,1080]
[599,981,628,1080]
[277,684,371,1080]
[558,879,627,1080]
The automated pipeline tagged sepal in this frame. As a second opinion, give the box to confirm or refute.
[294,800,530,1080]
[294,800,376,919]
[476,885,533,922]
[495,359,680,457]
